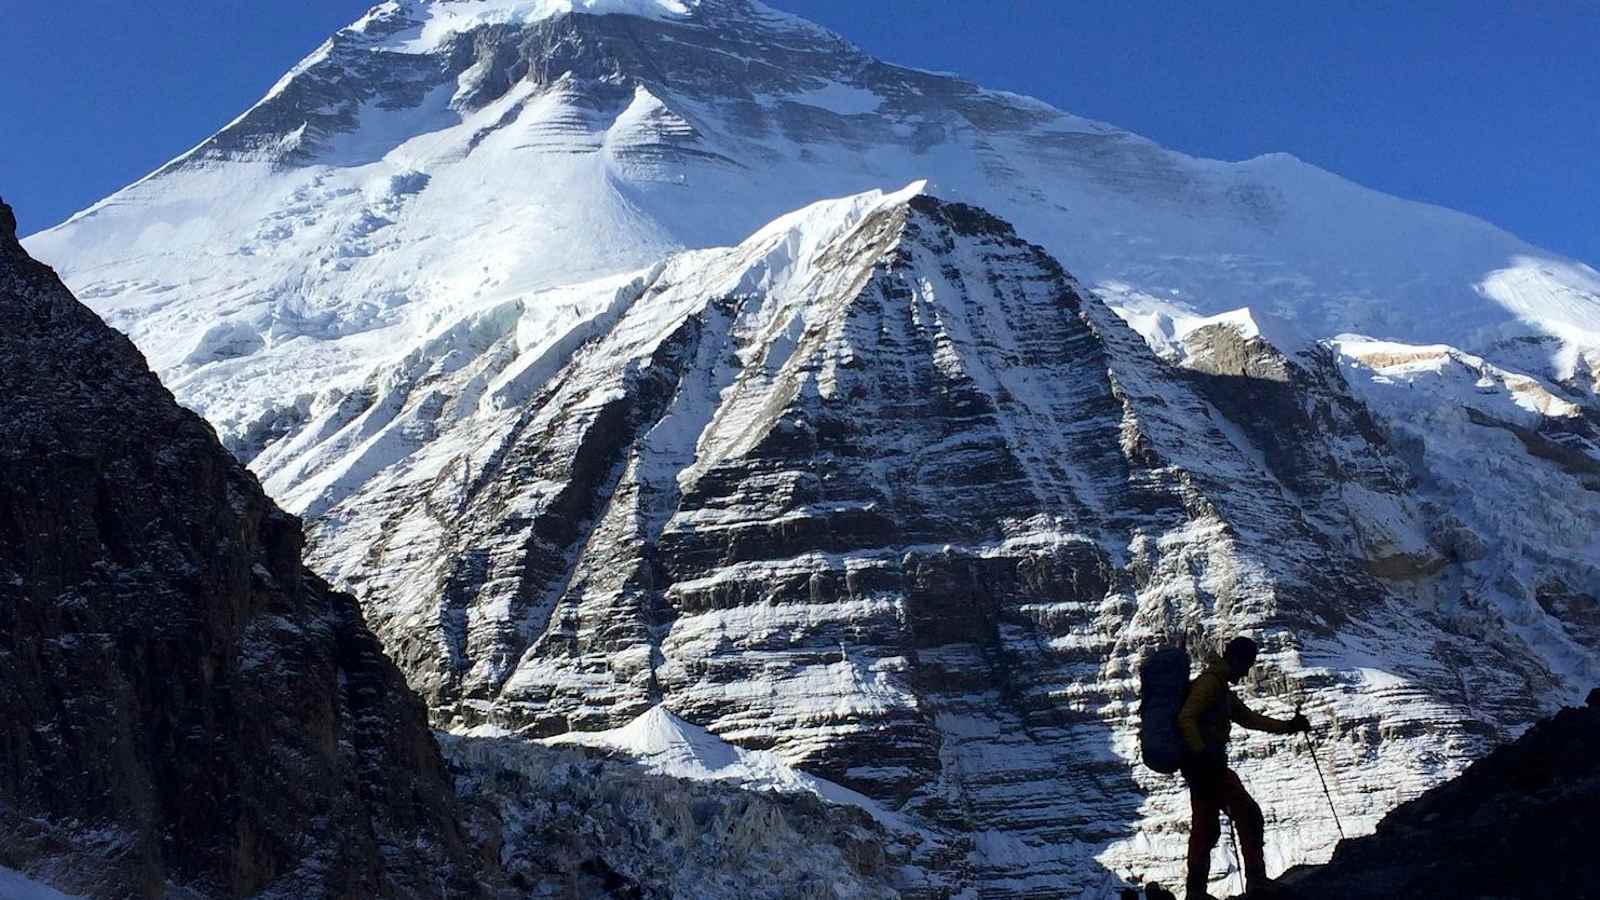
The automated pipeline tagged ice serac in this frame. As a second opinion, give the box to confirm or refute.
[293,185,1597,895]
[1327,335,1600,658]
[0,199,481,899]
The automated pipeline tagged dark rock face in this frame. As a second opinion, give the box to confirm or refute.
[1276,693,1600,899]
[0,198,482,898]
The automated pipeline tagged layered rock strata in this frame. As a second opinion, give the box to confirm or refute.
[298,186,1594,894]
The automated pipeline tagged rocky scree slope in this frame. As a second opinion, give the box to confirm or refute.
[442,727,901,899]
[1271,688,1600,900]
[0,197,483,899]
[300,185,1600,896]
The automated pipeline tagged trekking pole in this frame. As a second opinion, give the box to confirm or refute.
[1298,705,1347,841]
[1226,815,1246,897]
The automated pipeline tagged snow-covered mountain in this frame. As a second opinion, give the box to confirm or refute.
[291,179,1600,895]
[19,0,1600,895]
[25,0,1600,465]
[0,193,955,900]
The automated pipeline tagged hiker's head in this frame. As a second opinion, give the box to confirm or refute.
[1222,636,1259,683]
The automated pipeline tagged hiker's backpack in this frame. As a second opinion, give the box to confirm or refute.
[1138,645,1191,775]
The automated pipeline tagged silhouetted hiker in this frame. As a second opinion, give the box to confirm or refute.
[1178,636,1309,899]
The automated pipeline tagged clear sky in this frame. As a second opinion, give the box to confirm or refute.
[4,1,1595,262]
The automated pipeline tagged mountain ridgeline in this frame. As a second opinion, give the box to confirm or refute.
[243,180,1596,894]
[1276,689,1600,899]
[0,199,481,897]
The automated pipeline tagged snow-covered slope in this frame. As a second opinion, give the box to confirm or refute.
[545,705,909,828]
[247,181,1591,895]
[1329,336,1600,655]
[24,0,1600,467]
[0,868,80,900]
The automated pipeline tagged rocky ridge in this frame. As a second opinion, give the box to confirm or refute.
[0,198,484,897]
[26,0,1600,472]
[1273,688,1600,899]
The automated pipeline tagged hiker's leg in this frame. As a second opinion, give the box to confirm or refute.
[1220,770,1267,887]
[1186,776,1222,898]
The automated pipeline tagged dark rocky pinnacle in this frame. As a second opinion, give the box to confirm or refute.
[0,197,16,245]
[908,193,1019,239]
[1588,686,1599,708]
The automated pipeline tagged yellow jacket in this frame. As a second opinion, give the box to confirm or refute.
[1177,653,1295,756]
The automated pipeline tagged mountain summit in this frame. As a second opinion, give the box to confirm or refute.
[355,0,703,41]
[28,0,1598,456]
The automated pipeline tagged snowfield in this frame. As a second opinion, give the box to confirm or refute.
[25,1,1600,467]
[546,704,913,831]
[356,0,701,54]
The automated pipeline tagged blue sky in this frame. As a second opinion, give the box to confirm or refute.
[4,1,1595,262]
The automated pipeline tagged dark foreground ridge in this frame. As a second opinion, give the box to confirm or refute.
[0,197,484,897]
[1262,688,1600,899]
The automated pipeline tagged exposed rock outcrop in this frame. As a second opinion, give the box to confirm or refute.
[1273,688,1600,899]
[1177,321,1443,578]
[0,197,484,898]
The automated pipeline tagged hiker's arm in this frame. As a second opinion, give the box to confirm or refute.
[1177,673,1219,753]
[1231,697,1294,734]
